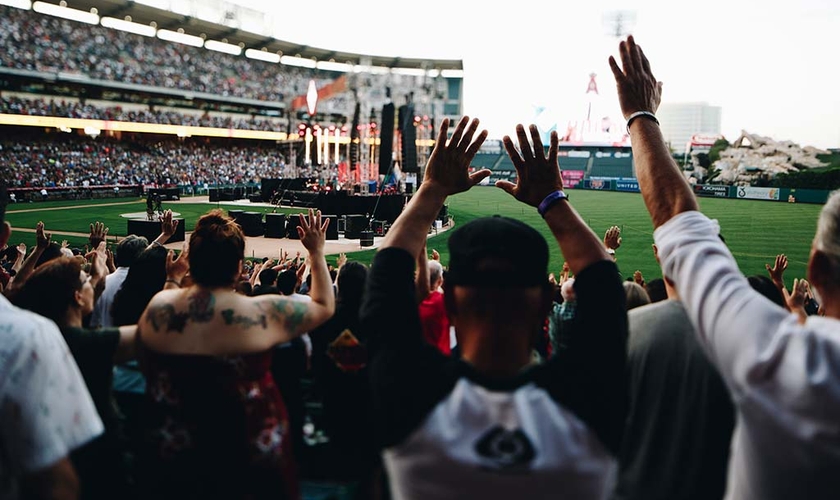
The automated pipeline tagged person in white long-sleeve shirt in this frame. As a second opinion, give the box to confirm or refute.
[609,35,840,500]
[0,185,103,500]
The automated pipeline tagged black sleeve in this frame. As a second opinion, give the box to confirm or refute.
[538,260,627,455]
[360,248,456,449]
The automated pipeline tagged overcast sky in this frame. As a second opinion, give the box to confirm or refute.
[236,0,839,149]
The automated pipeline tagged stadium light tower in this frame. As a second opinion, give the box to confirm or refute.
[602,10,637,39]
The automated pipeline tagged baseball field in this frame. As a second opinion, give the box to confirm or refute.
[4,187,823,283]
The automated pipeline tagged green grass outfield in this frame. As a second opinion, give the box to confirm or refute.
[5,188,822,283]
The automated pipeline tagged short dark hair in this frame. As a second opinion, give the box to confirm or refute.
[644,278,668,303]
[115,235,149,268]
[337,261,368,304]
[258,268,279,288]
[112,246,167,326]
[35,242,63,268]
[13,256,82,324]
[188,210,245,287]
[276,269,297,295]
[747,275,785,308]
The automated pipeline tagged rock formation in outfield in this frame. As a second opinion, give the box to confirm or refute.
[709,131,829,185]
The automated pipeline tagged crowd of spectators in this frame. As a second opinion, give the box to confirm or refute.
[1,96,287,132]
[0,5,344,104]
[0,35,839,500]
[0,134,295,188]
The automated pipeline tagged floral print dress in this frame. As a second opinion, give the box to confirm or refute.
[138,341,299,500]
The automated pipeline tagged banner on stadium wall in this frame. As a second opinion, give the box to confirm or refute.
[615,179,640,192]
[736,186,780,201]
[561,170,585,188]
[588,179,611,190]
[694,184,730,198]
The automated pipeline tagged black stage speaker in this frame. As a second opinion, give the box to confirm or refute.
[323,215,339,240]
[127,219,186,244]
[344,215,368,239]
[379,102,395,175]
[359,230,374,247]
[209,188,220,202]
[264,213,286,238]
[238,212,264,237]
[399,103,418,173]
[405,182,414,194]
[286,215,301,240]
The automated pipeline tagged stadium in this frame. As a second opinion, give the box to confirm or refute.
[1,0,839,499]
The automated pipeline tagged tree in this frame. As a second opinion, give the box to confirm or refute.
[708,138,731,164]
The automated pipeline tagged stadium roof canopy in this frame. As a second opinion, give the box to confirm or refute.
[61,0,464,72]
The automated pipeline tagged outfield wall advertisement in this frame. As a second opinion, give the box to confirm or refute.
[614,179,640,192]
[561,170,585,188]
[736,186,780,201]
[694,185,730,198]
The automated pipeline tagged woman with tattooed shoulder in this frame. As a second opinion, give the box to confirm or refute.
[136,208,335,500]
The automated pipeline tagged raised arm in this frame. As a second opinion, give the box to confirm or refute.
[766,254,792,309]
[616,37,795,397]
[293,208,334,331]
[415,244,431,304]
[88,221,109,250]
[9,221,50,290]
[497,123,627,454]
[608,35,698,228]
[147,209,179,249]
[361,116,490,449]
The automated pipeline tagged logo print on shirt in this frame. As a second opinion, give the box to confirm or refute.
[475,426,536,470]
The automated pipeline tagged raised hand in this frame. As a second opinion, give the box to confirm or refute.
[766,254,788,285]
[60,239,69,249]
[159,209,178,238]
[604,226,622,250]
[634,270,645,287]
[608,35,662,120]
[497,125,563,207]
[35,221,51,250]
[424,117,490,197]
[166,246,189,284]
[336,252,347,269]
[788,278,808,310]
[431,249,440,261]
[298,209,328,255]
[89,221,109,249]
[561,261,570,282]
[16,242,26,257]
[87,241,108,285]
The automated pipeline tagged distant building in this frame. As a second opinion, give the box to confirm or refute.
[658,102,722,152]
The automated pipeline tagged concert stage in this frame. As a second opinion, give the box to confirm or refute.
[161,195,452,259]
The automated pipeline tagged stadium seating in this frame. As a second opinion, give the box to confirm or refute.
[589,156,635,179]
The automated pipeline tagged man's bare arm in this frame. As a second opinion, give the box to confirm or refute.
[608,36,698,229]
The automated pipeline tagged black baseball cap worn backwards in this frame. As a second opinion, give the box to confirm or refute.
[446,215,549,287]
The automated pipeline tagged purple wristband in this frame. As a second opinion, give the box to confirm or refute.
[538,190,569,217]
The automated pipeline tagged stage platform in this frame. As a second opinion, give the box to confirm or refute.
[162,196,452,259]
